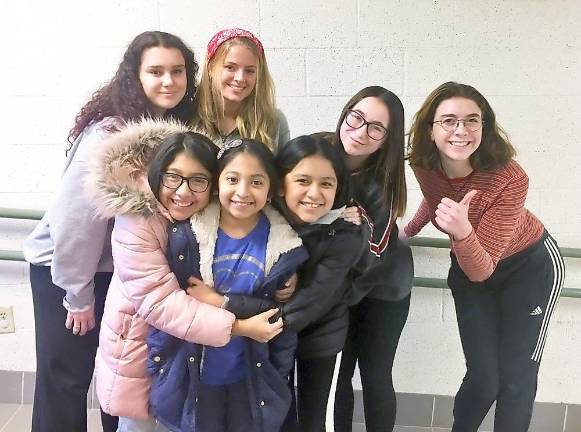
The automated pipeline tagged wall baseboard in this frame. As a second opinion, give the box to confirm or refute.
[1,370,579,431]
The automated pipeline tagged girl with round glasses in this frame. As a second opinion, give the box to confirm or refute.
[327,86,413,432]
[403,81,564,432]
[90,125,286,432]
[23,30,199,432]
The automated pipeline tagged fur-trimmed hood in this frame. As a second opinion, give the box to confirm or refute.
[87,118,191,219]
[191,200,303,286]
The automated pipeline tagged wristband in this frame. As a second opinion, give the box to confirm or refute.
[221,294,230,309]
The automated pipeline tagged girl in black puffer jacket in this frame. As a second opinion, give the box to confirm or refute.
[274,135,369,431]
[210,134,369,431]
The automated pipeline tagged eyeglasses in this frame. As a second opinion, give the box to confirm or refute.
[344,110,388,141]
[160,172,210,193]
[432,117,484,132]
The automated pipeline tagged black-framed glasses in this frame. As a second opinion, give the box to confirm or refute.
[433,117,484,132]
[160,172,210,193]
[344,110,388,141]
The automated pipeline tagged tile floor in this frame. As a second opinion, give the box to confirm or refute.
[0,403,454,432]
[0,405,102,432]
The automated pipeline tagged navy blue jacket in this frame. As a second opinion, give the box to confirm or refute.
[147,203,307,432]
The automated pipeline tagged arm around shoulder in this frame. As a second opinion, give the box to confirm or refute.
[112,214,235,346]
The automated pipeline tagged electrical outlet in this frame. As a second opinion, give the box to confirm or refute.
[0,306,16,334]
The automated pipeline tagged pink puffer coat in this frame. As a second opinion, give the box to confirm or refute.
[87,120,235,419]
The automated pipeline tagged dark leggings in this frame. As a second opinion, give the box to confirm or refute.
[296,355,337,431]
[449,232,564,432]
[334,295,411,432]
[30,264,118,432]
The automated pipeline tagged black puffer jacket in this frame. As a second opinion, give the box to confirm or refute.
[345,167,414,305]
[282,218,368,359]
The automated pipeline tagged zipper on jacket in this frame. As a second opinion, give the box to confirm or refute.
[200,346,206,377]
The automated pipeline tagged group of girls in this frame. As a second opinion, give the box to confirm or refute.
[23,25,564,432]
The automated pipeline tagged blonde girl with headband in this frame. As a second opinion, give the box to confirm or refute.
[194,28,290,149]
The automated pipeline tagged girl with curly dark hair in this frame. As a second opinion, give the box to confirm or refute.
[23,30,198,432]
[403,82,565,431]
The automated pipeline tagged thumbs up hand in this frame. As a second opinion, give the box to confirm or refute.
[435,190,478,240]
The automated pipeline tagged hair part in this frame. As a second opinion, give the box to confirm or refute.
[68,31,198,148]
[333,86,407,217]
[216,138,279,198]
[275,134,351,223]
[407,81,516,171]
[148,132,219,203]
[194,37,277,149]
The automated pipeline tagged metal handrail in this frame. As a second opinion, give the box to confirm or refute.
[1,207,580,298]
[0,207,44,220]
[409,236,581,259]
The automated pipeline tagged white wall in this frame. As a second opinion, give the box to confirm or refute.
[1,0,580,404]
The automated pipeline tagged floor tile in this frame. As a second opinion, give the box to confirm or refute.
[529,401,566,432]
[565,403,581,432]
[395,393,434,427]
[1,404,32,432]
[88,409,103,432]
[0,404,20,429]
[0,372,21,404]
[432,395,454,428]
[22,372,35,405]
[393,426,436,431]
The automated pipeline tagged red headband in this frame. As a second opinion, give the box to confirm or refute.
[206,28,264,61]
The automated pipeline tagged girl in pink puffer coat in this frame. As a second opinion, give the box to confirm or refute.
[87,120,283,426]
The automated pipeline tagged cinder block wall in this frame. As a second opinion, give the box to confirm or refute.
[1,0,580,405]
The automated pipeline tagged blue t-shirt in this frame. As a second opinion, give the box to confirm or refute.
[201,213,270,386]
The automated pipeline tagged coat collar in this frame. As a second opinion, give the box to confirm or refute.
[190,200,302,286]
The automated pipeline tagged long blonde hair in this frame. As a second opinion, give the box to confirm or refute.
[194,37,277,149]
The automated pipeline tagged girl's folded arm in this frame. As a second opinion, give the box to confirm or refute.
[112,214,235,347]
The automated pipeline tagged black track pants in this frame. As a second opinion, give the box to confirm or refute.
[449,232,564,432]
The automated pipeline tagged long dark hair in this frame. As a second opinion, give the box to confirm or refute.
[68,31,198,150]
[148,132,219,203]
[274,134,350,223]
[333,86,407,217]
[407,81,515,171]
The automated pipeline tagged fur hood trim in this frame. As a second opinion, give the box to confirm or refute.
[190,200,303,286]
[86,118,191,219]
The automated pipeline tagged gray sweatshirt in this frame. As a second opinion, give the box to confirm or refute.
[23,119,115,312]
[213,109,290,150]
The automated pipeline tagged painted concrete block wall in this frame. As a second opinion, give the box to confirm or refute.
[1,0,580,404]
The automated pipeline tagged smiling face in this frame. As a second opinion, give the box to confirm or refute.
[339,96,390,168]
[218,152,270,227]
[432,97,482,175]
[139,46,187,117]
[158,151,212,221]
[283,155,338,224]
[214,43,258,109]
